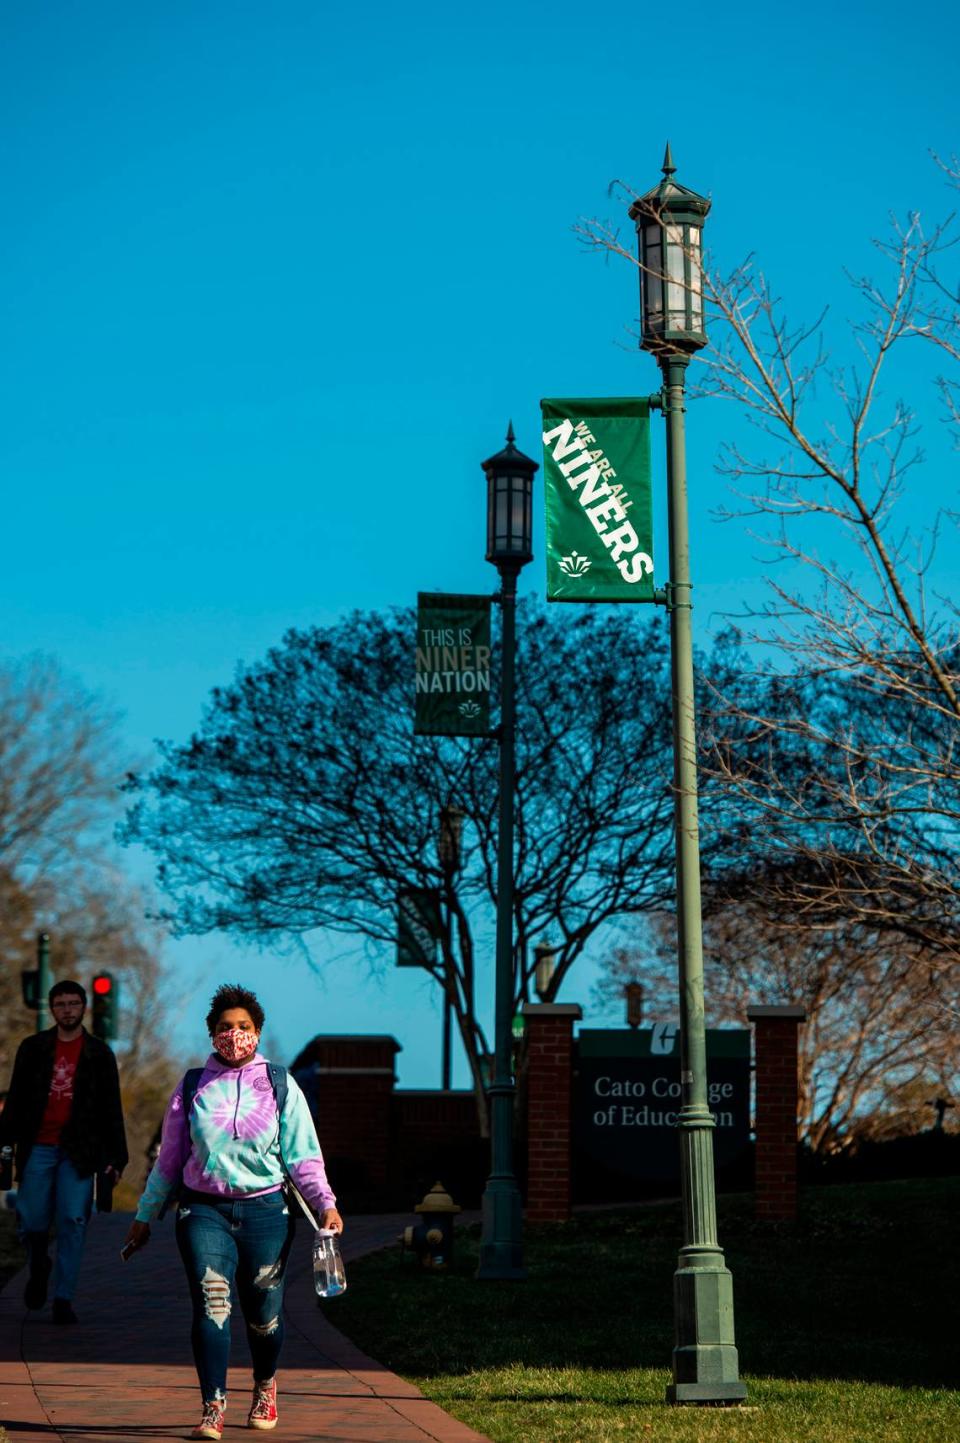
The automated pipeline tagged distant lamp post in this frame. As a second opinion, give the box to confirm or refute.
[438,804,465,1090]
[629,145,746,1405]
[36,932,52,1032]
[928,1097,955,1131]
[625,982,644,1030]
[438,804,464,874]
[533,942,557,1002]
[477,422,538,1281]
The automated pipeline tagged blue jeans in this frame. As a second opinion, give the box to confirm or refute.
[16,1145,94,1302]
[175,1190,295,1403]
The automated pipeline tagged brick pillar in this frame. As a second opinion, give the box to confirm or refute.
[291,1035,400,1190]
[521,1003,581,1223]
[747,1005,806,1221]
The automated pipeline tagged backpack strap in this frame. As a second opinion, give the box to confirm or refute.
[266,1063,291,1172]
[182,1067,205,1116]
[266,1064,318,1230]
[266,1063,288,1120]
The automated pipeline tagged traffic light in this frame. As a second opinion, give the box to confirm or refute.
[91,972,119,1041]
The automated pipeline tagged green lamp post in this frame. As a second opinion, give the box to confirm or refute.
[438,803,465,1091]
[476,423,538,1281]
[36,931,52,1032]
[629,146,746,1404]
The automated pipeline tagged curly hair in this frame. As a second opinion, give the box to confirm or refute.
[205,983,265,1037]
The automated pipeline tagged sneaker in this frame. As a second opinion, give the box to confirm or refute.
[191,1400,225,1440]
[51,1298,78,1325]
[248,1378,278,1430]
[24,1255,52,1310]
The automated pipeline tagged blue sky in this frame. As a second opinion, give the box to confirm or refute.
[2,2,957,1081]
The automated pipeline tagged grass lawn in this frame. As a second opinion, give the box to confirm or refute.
[330,1179,958,1443]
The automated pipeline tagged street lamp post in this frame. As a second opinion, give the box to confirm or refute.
[625,982,644,1029]
[476,422,538,1281]
[36,931,51,1032]
[438,804,465,1090]
[629,146,746,1404]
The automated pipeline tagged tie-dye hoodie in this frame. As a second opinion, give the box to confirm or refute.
[134,1053,335,1223]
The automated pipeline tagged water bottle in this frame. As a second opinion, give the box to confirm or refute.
[0,1147,13,1193]
[312,1229,347,1298]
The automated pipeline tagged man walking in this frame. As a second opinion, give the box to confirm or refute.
[0,979,128,1323]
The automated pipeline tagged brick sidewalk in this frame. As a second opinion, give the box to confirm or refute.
[0,1211,490,1443]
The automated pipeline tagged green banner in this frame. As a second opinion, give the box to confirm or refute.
[397,887,441,968]
[415,592,492,736]
[542,397,654,602]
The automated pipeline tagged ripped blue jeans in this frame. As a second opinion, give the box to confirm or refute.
[175,1188,295,1403]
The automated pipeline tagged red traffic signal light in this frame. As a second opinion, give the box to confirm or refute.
[91,971,119,1040]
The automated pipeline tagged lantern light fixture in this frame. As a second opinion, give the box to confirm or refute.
[482,422,538,569]
[533,943,558,1002]
[629,142,711,356]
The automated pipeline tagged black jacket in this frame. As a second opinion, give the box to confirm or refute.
[0,1027,128,1180]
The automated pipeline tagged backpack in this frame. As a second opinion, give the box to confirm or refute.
[159,1062,290,1219]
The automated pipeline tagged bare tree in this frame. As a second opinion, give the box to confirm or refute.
[0,656,180,1188]
[576,156,960,989]
[0,864,181,1191]
[1,652,127,1078]
[0,655,121,880]
[0,865,43,1081]
[121,603,693,1130]
[591,888,960,1151]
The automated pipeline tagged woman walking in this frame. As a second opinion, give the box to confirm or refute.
[123,984,342,1439]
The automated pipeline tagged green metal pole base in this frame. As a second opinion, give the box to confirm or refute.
[476,1177,526,1280]
[666,1252,746,1404]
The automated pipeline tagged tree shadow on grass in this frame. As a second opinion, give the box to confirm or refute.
[337,1181,960,1394]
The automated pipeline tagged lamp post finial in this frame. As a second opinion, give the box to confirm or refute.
[662,141,676,177]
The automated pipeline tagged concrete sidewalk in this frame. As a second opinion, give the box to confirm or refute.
[0,1210,490,1443]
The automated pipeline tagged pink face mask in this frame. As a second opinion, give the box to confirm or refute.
[213,1028,259,1063]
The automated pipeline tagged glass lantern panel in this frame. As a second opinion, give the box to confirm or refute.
[690,230,704,330]
[511,480,529,551]
[665,224,686,324]
[495,480,512,549]
[646,275,663,323]
[644,226,663,320]
[689,229,703,329]
[689,231,702,288]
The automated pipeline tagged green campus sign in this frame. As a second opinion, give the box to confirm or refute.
[541,397,654,602]
[414,592,492,736]
[574,1028,751,1189]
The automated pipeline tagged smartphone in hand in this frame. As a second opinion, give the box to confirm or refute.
[119,1241,136,1263]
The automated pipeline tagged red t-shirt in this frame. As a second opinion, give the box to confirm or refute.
[36,1035,84,1145]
